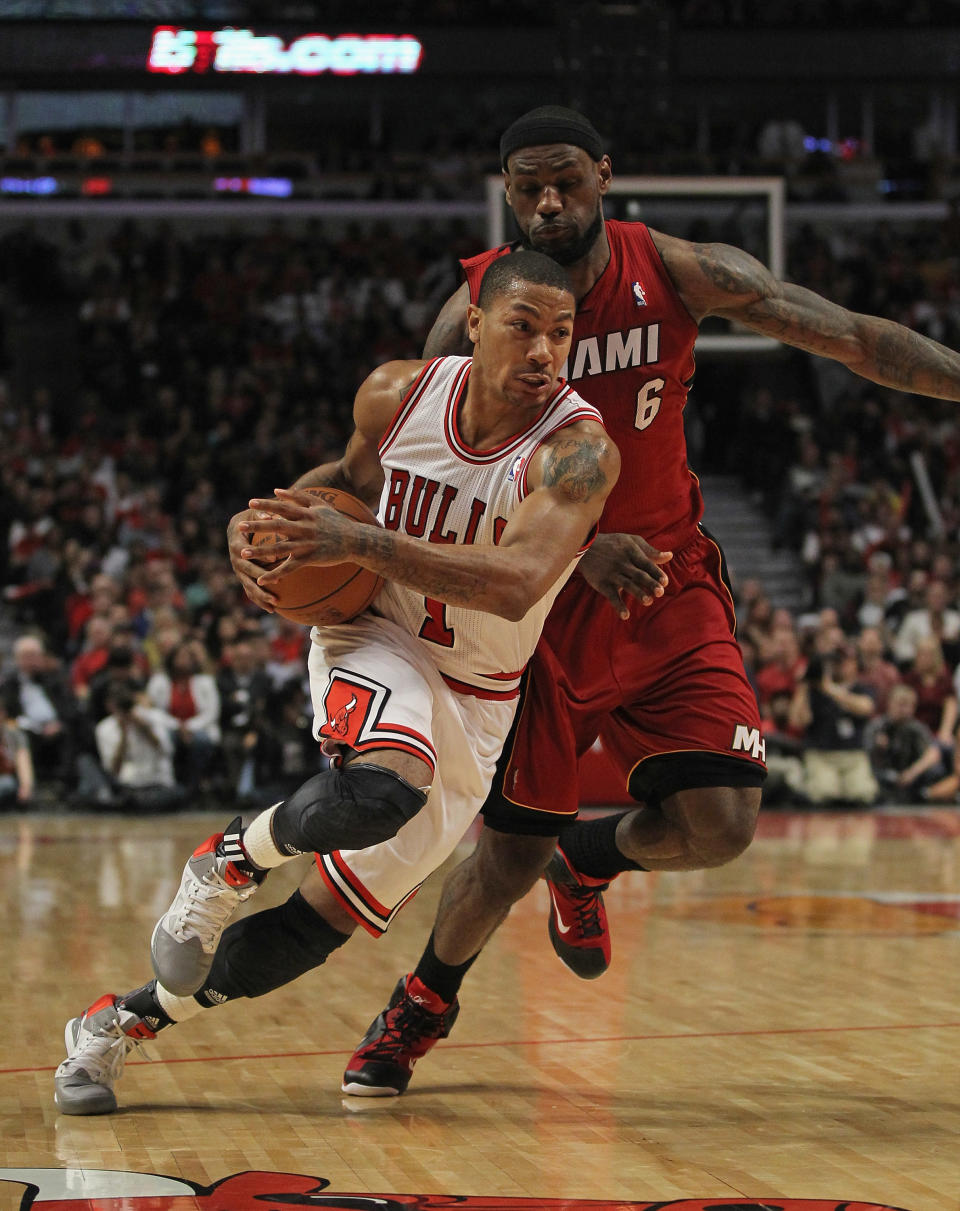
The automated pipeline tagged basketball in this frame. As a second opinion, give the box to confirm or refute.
[249,487,384,626]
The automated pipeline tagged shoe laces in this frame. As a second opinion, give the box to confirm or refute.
[366,997,447,1061]
[173,862,255,949]
[61,1017,150,1084]
[560,880,607,939]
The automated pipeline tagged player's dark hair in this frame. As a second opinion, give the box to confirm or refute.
[476,250,574,309]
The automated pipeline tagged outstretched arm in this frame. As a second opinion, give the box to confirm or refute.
[653,229,960,401]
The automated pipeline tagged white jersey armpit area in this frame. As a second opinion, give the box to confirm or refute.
[306,355,603,935]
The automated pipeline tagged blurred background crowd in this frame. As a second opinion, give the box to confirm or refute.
[1,0,960,813]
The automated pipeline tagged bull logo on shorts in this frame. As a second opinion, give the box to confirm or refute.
[321,678,377,749]
[331,694,358,736]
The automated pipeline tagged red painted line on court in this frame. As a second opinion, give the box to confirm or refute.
[15,1017,960,1076]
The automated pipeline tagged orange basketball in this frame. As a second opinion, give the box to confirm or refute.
[250,487,384,626]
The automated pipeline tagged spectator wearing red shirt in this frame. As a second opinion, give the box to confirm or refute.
[146,640,221,795]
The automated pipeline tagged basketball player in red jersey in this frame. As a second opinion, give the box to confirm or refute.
[341,105,960,1096]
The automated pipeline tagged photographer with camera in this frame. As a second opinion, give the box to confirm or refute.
[788,645,879,806]
[94,684,188,813]
[864,684,946,805]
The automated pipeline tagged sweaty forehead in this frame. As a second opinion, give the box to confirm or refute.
[507,144,591,175]
[498,280,574,315]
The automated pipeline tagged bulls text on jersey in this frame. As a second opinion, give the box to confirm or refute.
[382,470,508,545]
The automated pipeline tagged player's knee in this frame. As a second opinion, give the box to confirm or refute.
[690,786,760,866]
[273,762,429,856]
[472,828,557,903]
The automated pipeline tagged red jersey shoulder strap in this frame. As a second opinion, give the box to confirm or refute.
[460,243,516,303]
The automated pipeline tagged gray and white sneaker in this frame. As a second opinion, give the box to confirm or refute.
[54,994,154,1115]
[150,821,260,996]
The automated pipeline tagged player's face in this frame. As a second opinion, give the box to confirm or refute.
[469,282,575,408]
[504,145,611,266]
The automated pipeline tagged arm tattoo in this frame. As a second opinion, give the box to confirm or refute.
[679,237,960,401]
[542,437,607,503]
[351,523,485,603]
[869,324,957,391]
[691,241,768,298]
[398,373,419,404]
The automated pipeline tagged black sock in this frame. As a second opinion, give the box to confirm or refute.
[119,980,174,1033]
[413,930,478,1004]
[558,811,646,879]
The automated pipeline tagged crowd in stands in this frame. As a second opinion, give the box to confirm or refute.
[741,582,960,807]
[0,212,473,810]
[0,203,959,811]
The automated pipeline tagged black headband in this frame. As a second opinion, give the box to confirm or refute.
[499,106,604,169]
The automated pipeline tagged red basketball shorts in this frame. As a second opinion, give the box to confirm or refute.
[484,528,766,831]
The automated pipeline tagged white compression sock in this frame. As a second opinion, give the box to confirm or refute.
[155,983,202,1023]
[241,803,299,870]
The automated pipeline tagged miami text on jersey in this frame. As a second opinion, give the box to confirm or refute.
[562,323,661,381]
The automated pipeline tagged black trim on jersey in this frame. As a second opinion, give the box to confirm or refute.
[699,523,735,628]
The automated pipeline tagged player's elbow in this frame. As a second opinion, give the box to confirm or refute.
[488,590,531,622]
[487,577,540,622]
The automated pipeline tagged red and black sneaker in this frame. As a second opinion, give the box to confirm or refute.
[341,974,460,1097]
[544,848,612,979]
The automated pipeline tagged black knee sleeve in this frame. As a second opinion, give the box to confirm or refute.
[271,763,428,856]
[195,890,350,1004]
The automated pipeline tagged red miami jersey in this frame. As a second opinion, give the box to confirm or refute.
[374,354,603,698]
[462,220,701,551]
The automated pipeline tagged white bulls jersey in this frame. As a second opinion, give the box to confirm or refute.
[373,355,603,699]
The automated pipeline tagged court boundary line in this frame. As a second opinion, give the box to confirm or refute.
[16,1017,960,1076]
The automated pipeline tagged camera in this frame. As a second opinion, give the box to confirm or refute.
[108,685,138,715]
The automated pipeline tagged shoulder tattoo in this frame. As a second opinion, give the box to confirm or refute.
[541,435,608,503]
[690,241,768,298]
[398,373,420,403]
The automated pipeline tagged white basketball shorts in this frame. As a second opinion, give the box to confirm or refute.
[306,613,517,935]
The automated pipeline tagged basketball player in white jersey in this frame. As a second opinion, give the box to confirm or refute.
[54,249,620,1115]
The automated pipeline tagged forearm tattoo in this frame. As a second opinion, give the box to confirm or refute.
[351,524,484,603]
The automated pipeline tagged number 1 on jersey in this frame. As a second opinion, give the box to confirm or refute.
[419,596,455,647]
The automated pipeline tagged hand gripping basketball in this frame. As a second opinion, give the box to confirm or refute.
[248,487,384,626]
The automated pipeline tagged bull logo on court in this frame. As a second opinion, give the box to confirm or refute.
[0,1168,915,1211]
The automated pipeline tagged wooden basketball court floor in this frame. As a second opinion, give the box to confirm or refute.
[2,805,960,1211]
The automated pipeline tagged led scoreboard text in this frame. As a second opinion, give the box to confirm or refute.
[147,27,424,75]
